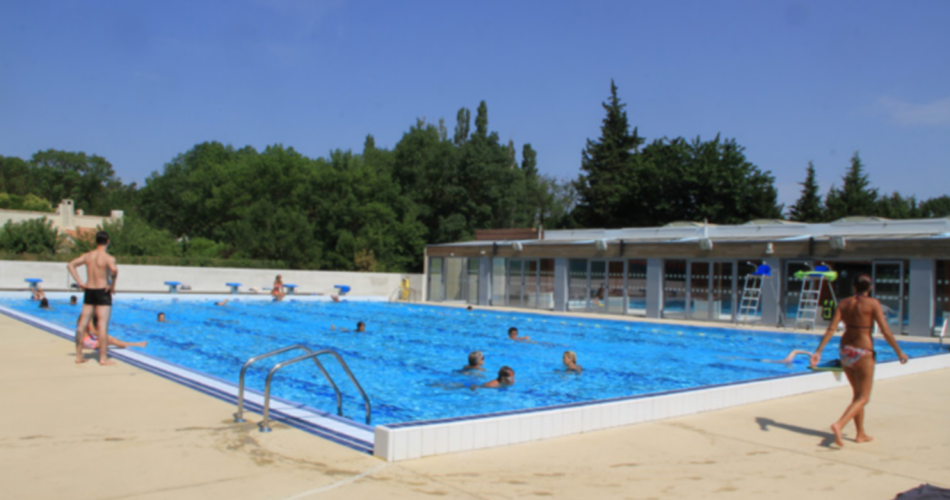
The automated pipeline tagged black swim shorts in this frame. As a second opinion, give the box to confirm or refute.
[83,288,113,306]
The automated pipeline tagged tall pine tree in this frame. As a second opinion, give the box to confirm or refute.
[573,80,643,227]
[788,162,824,221]
[825,152,878,220]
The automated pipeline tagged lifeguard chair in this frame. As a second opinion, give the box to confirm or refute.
[737,263,770,324]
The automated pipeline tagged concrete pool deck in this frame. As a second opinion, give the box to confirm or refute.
[2,314,949,500]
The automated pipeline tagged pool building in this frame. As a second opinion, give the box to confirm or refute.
[424,217,950,337]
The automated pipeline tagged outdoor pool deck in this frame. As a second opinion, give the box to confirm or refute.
[2,313,949,500]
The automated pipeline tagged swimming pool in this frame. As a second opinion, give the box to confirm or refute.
[1,294,943,429]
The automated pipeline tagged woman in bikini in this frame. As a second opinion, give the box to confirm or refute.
[810,273,909,447]
[271,275,285,302]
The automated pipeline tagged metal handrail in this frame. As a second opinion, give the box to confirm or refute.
[259,349,372,431]
[234,344,321,423]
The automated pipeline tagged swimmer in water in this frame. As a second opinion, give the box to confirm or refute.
[157,312,166,323]
[508,327,532,342]
[476,366,515,389]
[461,351,485,372]
[563,351,582,373]
[332,321,366,332]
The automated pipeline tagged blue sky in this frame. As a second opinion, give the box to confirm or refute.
[1,0,948,209]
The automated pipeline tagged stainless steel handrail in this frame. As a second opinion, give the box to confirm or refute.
[234,344,319,423]
[259,349,372,431]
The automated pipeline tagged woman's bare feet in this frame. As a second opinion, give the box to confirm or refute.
[99,359,116,366]
[854,433,874,443]
[75,357,88,364]
[830,423,844,447]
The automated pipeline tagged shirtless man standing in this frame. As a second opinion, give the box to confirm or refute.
[68,231,118,365]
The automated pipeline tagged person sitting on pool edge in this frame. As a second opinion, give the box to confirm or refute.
[157,312,166,323]
[475,366,515,389]
[508,327,532,342]
[78,316,148,351]
[272,275,285,301]
[563,351,582,373]
[461,351,485,372]
[31,283,46,301]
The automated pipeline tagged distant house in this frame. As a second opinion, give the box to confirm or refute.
[0,199,123,241]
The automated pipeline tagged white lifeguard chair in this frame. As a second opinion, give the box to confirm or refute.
[737,263,770,324]
[794,265,838,330]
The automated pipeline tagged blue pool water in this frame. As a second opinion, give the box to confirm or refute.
[3,296,944,426]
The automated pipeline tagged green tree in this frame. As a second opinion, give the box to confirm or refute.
[29,149,126,215]
[573,80,644,227]
[474,101,489,139]
[0,193,54,212]
[94,216,179,257]
[453,107,471,147]
[618,136,781,226]
[0,156,34,195]
[393,122,465,243]
[0,218,63,254]
[918,196,950,218]
[824,152,878,220]
[876,192,919,219]
[788,162,825,222]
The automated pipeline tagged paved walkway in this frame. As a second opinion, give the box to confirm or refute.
[1,314,948,500]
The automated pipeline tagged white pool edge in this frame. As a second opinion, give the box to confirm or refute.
[0,301,376,453]
[5,292,948,463]
[373,352,950,461]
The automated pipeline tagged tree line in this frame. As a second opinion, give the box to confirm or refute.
[786,156,950,222]
[0,102,571,272]
[1,82,947,271]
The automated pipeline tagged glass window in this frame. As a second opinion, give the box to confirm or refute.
[626,259,647,317]
[712,262,734,321]
[491,258,506,306]
[524,260,539,309]
[663,260,687,319]
[568,259,588,312]
[465,258,479,305]
[428,257,444,302]
[508,260,524,308]
[688,261,711,320]
[444,258,464,301]
[936,260,950,334]
[605,261,625,314]
[538,259,555,311]
[589,260,606,312]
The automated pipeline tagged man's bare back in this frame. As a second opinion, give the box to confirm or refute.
[68,231,118,365]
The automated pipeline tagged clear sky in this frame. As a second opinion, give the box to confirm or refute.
[1,0,948,209]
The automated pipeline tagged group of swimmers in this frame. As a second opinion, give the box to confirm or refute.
[456,325,584,389]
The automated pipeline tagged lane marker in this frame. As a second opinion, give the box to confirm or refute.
[279,463,390,499]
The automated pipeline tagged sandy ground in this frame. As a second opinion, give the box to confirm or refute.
[1,313,948,500]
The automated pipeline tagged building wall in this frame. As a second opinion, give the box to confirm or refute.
[0,200,120,234]
[0,260,423,297]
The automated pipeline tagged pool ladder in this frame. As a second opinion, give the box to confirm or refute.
[233,344,372,431]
